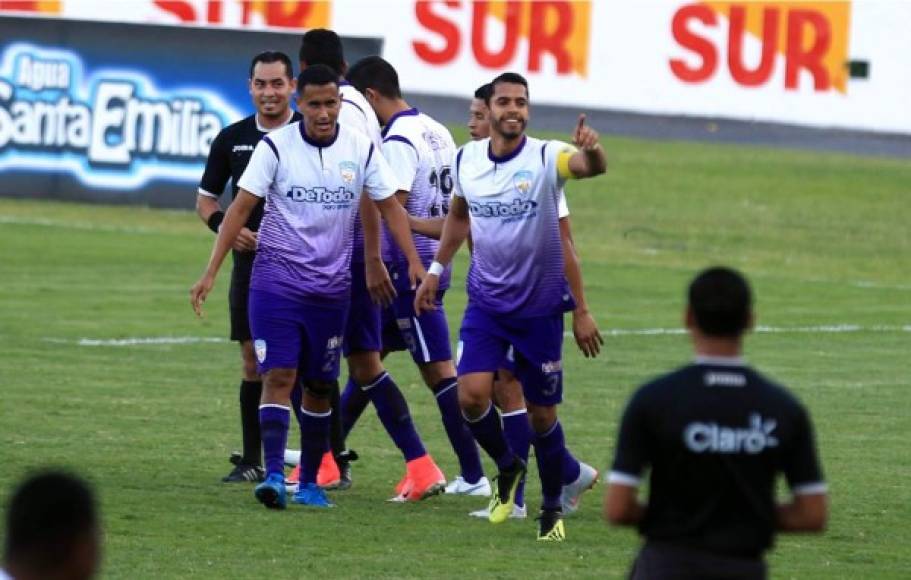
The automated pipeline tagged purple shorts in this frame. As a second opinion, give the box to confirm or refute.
[248,288,347,380]
[382,289,452,364]
[457,303,564,406]
[343,262,383,356]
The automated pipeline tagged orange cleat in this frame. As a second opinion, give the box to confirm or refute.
[387,472,412,502]
[404,454,446,502]
[316,451,341,489]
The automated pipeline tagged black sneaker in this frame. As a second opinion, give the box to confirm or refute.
[536,508,565,542]
[223,454,265,483]
[332,449,358,491]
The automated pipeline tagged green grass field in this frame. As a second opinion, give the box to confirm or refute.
[1,129,909,579]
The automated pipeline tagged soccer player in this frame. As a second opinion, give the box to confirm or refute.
[345,56,489,498]
[605,267,828,579]
[190,64,427,510]
[296,29,447,500]
[410,82,604,518]
[3,470,101,580]
[415,72,607,541]
[196,50,301,483]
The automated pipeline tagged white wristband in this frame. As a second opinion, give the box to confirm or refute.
[428,261,445,276]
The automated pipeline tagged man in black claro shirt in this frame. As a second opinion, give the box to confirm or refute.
[605,266,827,579]
[196,51,302,483]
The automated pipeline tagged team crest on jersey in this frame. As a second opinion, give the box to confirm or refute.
[513,170,533,196]
[254,339,267,363]
[339,161,358,184]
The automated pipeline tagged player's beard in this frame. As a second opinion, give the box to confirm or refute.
[493,115,526,140]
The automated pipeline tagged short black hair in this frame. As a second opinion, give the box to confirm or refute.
[249,50,293,79]
[474,83,493,101]
[299,28,345,76]
[4,470,98,572]
[296,64,339,95]
[345,56,402,99]
[487,72,529,105]
[688,266,753,337]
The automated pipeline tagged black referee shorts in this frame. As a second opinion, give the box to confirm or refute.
[228,250,255,342]
[629,542,766,580]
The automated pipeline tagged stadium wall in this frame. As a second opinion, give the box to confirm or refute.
[0,15,380,206]
[2,0,909,136]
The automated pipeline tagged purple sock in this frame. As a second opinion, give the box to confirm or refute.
[464,403,514,471]
[341,376,371,438]
[259,404,290,477]
[561,447,582,486]
[290,382,305,427]
[433,378,483,483]
[502,408,532,507]
[365,372,426,461]
[298,407,331,485]
[533,420,567,511]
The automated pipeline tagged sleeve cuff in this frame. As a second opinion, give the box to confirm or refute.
[607,470,641,487]
[792,481,828,496]
[197,187,220,198]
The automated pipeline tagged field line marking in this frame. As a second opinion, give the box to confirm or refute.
[43,324,910,347]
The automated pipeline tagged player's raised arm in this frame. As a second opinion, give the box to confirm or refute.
[190,189,260,317]
[566,114,607,178]
[414,195,470,314]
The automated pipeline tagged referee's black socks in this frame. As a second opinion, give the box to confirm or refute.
[239,379,263,466]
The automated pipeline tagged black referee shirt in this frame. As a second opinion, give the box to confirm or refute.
[610,357,826,558]
[197,111,302,231]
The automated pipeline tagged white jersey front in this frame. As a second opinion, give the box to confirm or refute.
[453,135,576,317]
[381,108,457,289]
[237,121,397,302]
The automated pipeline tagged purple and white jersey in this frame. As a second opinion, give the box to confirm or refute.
[237,121,397,303]
[381,108,457,289]
[453,135,575,317]
[339,81,384,264]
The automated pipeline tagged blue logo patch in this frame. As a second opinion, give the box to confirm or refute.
[512,170,533,196]
[338,160,357,184]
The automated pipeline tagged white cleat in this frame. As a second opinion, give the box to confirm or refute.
[561,462,599,515]
[469,503,527,520]
[444,476,492,496]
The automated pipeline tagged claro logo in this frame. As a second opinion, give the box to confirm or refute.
[670,1,854,93]
[413,1,591,77]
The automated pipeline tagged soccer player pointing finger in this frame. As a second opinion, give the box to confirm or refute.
[414,72,606,541]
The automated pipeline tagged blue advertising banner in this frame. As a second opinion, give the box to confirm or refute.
[0,16,381,208]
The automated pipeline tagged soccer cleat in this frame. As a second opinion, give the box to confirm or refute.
[334,449,358,491]
[222,460,265,483]
[560,462,599,515]
[254,473,287,510]
[536,508,565,542]
[469,503,527,520]
[387,473,412,502]
[488,458,527,524]
[316,451,341,489]
[292,482,335,508]
[404,454,446,502]
[445,476,492,496]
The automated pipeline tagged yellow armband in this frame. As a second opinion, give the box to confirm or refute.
[556,148,576,181]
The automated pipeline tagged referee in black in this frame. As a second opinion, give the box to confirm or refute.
[196,50,301,483]
[605,266,828,579]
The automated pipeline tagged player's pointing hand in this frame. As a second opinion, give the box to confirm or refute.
[572,114,601,151]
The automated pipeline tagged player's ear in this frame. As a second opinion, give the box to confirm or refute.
[745,309,755,333]
[289,77,298,94]
[684,305,697,331]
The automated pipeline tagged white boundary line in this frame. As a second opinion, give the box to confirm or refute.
[44,324,911,347]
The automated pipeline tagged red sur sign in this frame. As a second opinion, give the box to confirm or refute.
[413,1,582,74]
[670,3,835,91]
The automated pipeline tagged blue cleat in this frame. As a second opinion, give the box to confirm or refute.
[254,473,287,510]
[292,482,336,508]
